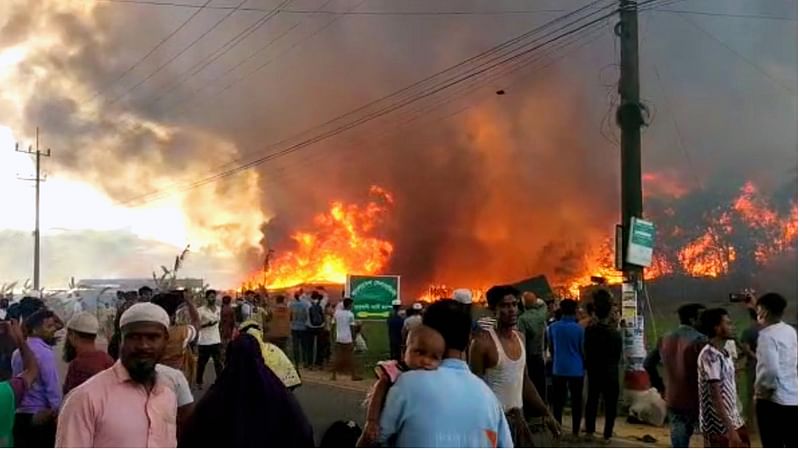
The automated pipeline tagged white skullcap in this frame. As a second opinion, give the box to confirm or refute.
[120,302,170,329]
[67,312,99,335]
[453,289,472,305]
[391,300,402,306]
[412,302,423,311]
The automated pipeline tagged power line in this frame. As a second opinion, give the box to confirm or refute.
[162,0,350,115]
[249,20,611,191]
[127,2,618,205]
[96,0,573,15]
[168,0,606,118]
[158,0,613,164]
[653,8,797,22]
[121,1,618,205]
[104,0,249,107]
[144,0,293,109]
[676,12,796,95]
[90,0,213,101]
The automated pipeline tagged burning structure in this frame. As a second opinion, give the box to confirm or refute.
[246,179,797,303]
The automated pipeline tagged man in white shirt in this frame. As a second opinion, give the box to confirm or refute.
[195,289,222,390]
[754,293,797,448]
[156,363,195,437]
[331,298,362,381]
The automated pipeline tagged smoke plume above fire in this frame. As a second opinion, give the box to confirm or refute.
[0,0,795,296]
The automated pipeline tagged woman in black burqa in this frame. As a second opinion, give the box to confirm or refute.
[179,333,314,448]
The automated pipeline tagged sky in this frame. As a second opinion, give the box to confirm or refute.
[0,0,796,292]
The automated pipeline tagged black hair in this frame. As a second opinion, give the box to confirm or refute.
[485,285,520,310]
[23,309,56,335]
[245,290,255,296]
[151,292,183,319]
[206,289,217,298]
[343,298,354,309]
[678,303,706,325]
[422,299,472,352]
[559,299,577,316]
[276,295,286,304]
[757,293,787,318]
[748,308,758,321]
[320,420,362,447]
[15,297,45,321]
[311,291,323,301]
[699,308,728,338]
[138,286,153,296]
[593,290,613,320]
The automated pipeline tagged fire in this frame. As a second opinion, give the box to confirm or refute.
[674,182,796,277]
[245,185,394,289]
[558,181,795,295]
[418,284,486,305]
[678,230,736,277]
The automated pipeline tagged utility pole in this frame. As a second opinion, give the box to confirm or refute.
[16,127,51,294]
[616,0,649,392]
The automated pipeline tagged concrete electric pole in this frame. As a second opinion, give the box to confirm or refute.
[16,127,51,294]
[617,0,649,392]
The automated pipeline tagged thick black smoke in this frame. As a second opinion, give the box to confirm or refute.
[0,0,795,293]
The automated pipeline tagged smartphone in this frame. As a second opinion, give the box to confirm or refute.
[729,293,749,303]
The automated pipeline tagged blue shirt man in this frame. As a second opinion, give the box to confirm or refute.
[546,299,585,437]
[378,300,512,448]
[289,298,309,332]
[547,314,585,377]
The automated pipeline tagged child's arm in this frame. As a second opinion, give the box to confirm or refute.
[357,374,392,447]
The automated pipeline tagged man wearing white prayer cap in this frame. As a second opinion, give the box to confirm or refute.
[62,312,114,395]
[453,288,481,334]
[56,302,178,448]
[453,289,472,306]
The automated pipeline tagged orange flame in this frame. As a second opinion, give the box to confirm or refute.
[245,186,394,289]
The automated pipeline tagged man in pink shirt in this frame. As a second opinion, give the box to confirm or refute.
[56,303,178,448]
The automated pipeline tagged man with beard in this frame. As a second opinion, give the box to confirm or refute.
[62,312,113,396]
[11,309,62,447]
[470,285,559,447]
[56,302,178,447]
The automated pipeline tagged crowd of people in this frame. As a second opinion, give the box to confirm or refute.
[0,286,796,448]
[644,293,798,448]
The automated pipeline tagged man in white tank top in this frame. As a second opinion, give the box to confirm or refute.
[469,285,560,446]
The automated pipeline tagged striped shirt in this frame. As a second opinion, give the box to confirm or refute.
[698,344,743,436]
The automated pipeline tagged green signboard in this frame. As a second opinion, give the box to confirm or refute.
[346,274,400,319]
[626,217,656,267]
